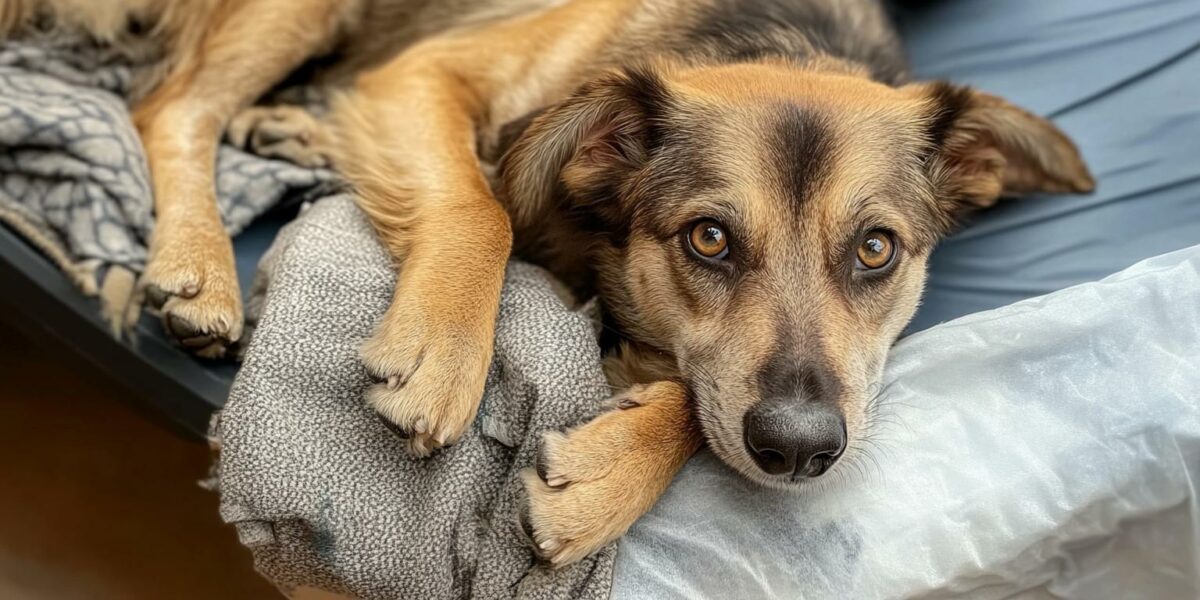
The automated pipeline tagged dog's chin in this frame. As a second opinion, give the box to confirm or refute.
[744,467,814,491]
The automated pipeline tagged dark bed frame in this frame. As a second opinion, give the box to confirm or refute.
[0,209,293,439]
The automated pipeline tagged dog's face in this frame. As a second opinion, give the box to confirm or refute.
[503,61,1092,488]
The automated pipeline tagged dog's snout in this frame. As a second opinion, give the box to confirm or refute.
[743,399,846,480]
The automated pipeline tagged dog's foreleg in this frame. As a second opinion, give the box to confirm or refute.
[334,0,638,457]
[519,381,702,567]
[132,0,345,357]
[333,47,513,456]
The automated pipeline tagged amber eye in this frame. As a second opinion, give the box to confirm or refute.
[856,230,896,270]
[688,220,730,260]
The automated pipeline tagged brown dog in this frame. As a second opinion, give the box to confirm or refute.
[4,0,1093,566]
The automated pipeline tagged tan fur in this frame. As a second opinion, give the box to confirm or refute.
[912,85,1096,207]
[514,62,1090,498]
[522,380,701,567]
[572,67,926,484]
[329,0,650,455]
[131,0,353,358]
[227,105,332,168]
[3,0,1095,566]
[2,0,225,99]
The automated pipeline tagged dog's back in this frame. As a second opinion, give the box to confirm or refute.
[0,0,220,55]
[0,0,563,90]
[643,0,907,83]
[3,0,905,88]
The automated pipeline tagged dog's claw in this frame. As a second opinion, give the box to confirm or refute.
[166,313,202,340]
[376,412,411,439]
[145,284,169,309]
[535,445,568,488]
[411,436,431,457]
[179,334,216,349]
[516,499,544,557]
[535,449,550,482]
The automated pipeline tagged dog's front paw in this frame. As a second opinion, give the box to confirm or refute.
[518,382,699,567]
[141,223,243,359]
[361,300,494,457]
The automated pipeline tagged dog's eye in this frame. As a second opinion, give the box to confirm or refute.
[688,220,730,260]
[856,230,895,270]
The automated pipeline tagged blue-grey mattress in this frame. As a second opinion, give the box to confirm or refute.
[903,0,1200,332]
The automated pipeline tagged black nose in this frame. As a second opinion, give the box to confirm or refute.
[743,398,846,479]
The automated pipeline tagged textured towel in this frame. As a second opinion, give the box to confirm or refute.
[211,196,616,599]
[0,35,335,310]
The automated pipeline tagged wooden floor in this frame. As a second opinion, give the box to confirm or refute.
[0,323,278,599]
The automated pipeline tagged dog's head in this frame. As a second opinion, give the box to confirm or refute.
[501,60,1093,488]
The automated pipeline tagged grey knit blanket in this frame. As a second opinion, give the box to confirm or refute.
[211,196,616,599]
[0,35,334,318]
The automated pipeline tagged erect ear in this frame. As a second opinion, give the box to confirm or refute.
[499,65,670,231]
[914,82,1095,212]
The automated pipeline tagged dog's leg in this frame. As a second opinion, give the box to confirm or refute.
[133,0,344,357]
[334,0,636,455]
[520,381,701,567]
[336,61,512,456]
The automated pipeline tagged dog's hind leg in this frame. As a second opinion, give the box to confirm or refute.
[520,381,702,567]
[133,0,346,357]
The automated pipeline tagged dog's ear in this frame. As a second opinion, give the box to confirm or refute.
[500,66,670,231]
[915,82,1095,213]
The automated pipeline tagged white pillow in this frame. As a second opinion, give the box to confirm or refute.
[614,245,1200,599]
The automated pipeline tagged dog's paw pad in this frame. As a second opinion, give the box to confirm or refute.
[227,105,331,168]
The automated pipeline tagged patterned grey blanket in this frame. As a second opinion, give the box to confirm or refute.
[211,196,616,599]
[0,35,335,321]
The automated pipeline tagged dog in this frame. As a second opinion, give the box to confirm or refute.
[3,0,1094,567]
